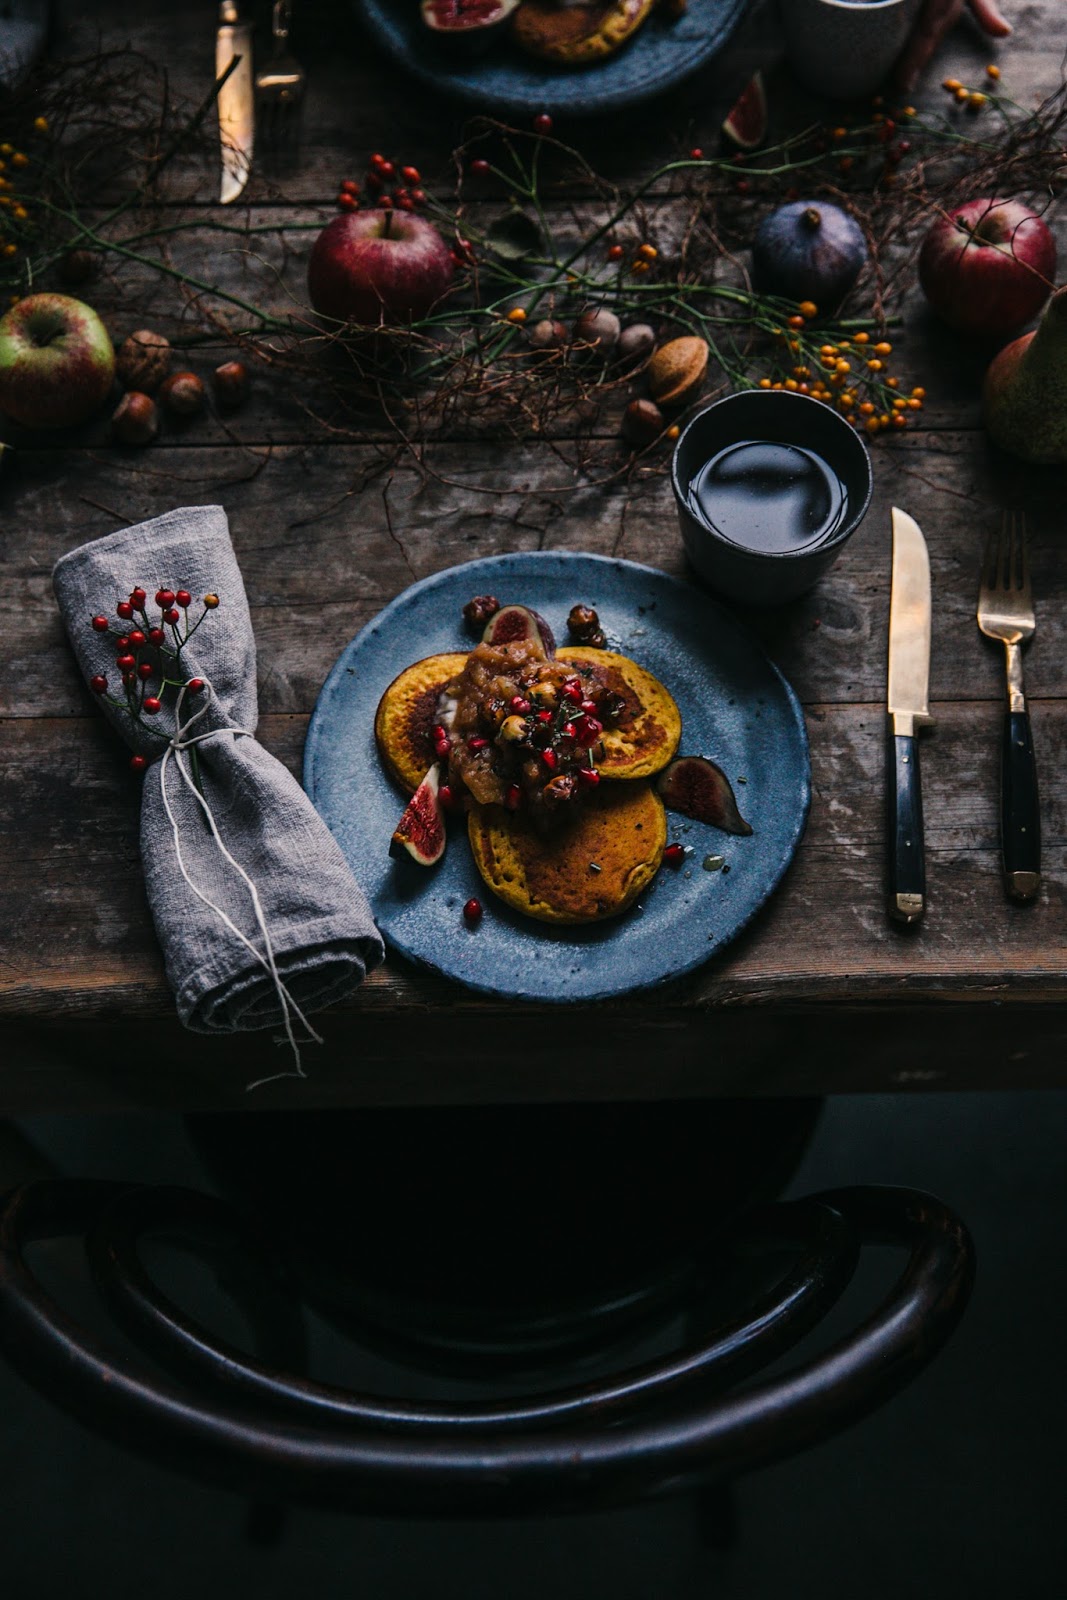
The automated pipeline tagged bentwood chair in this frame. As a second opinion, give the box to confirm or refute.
[0,1100,973,1520]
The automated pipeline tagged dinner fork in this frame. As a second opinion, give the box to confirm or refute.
[255,0,305,156]
[977,511,1040,901]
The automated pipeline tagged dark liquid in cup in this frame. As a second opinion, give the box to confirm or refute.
[686,440,848,554]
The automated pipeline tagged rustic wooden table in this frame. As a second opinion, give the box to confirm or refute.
[1,0,1065,1110]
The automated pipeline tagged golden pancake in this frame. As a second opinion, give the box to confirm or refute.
[374,652,468,795]
[468,781,667,925]
[556,647,681,780]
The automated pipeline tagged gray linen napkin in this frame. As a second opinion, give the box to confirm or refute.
[53,505,383,1039]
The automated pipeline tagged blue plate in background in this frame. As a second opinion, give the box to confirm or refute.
[305,552,810,1003]
[352,0,748,118]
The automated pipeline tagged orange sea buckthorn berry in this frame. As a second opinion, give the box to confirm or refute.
[892,398,908,410]
[853,331,869,344]
[908,397,923,410]
[893,414,908,428]
[772,381,783,390]
[11,152,28,168]
[33,117,48,134]
[832,126,848,140]
[787,339,801,352]
[879,413,890,426]
[886,376,899,389]
[793,366,811,379]
[630,259,649,275]
[986,64,1000,80]
[759,377,772,388]
[967,92,987,110]
[839,391,855,406]
[835,358,851,373]
[798,301,818,318]
[865,416,880,434]
[911,386,926,399]
[638,243,658,261]
[12,204,27,220]
[819,344,836,356]
[787,314,805,330]
[2,243,14,257]
[903,105,916,116]
[785,378,798,391]
[506,307,527,323]
[874,342,892,355]
[867,358,884,371]
[859,401,875,416]
[666,424,680,440]
[943,78,962,92]
[0,143,11,155]
[955,87,969,103]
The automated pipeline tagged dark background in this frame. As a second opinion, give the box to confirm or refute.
[2,1090,1065,1598]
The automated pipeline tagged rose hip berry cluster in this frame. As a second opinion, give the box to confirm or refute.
[88,585,219,772]
[336,155,426,216]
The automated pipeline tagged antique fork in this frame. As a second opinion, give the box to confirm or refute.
[255,0,305,155]
[977,511,1040,901]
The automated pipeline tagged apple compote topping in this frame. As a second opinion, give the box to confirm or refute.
[437,637,624,828]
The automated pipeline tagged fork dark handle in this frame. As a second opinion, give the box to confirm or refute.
[1001,709,1040,899]
[887,727,925,925]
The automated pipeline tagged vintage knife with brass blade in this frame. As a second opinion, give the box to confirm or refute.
[216,1,254,205]
[886,507,934,924]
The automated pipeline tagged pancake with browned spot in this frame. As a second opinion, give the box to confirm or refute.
[468,781,667,925]
[557,647,681,780]
[374,653,468,794]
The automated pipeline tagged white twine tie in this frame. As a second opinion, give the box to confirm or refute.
[156,680,323,1091]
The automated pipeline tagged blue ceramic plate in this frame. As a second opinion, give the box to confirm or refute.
[353,0,748,119]
[305,552,810,1003]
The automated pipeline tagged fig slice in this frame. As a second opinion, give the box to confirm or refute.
[421,0,520,45]
[482,603,556,655]
[390,763,447,866]
[656,756,752,836]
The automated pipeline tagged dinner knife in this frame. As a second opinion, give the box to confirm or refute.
[886,507,934,925]
[216,1,254,205]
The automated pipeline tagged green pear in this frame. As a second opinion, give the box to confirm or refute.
[983,285,1067,463]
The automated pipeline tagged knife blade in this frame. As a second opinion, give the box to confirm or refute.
[886,506,934,925]
[216,2,254,205]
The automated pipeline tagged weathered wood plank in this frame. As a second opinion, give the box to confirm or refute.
[0,435,1063,721]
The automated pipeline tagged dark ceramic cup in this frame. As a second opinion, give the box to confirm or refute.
[671,389,873,606]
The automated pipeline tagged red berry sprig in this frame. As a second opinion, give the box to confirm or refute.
[86,582,220,772]
[336,154,427,215]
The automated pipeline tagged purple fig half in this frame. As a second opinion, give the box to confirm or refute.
[390,763,447,865]
[656,756,753,836]
[482,603,555,656]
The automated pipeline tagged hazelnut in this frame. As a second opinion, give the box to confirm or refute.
[159,371,206,418]
[116,330,171,393]
[58,249,97,286]
[527,318,568,353]
[213,360,250,410]
[622,398,665,447]
[647,336,709,408]
[111,391,159,446]
[529,681,558,708]
[499,715,529,743]
[573,306,621,352]
[615,322,656,368]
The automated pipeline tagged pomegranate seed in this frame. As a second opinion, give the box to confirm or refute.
[338,193,358,211]
[155,589,175,607]
[127,629,146,647]
[148,627,165,646]
[130,755,148,773]
[576,716,602,748]
[164,608,181,624]
[580,699,597,714]
[186,678,206,694]
[509,695,531,714]
[116,600,134,620]
[505,783,522,810]
[137,662,153,680]
[560,722,577,740]
[533,113,552,134]
[175,590,192,608]
[463,897,483,926]
[470,158,490,177]
[90,674,108,694]
[431,723,447,741]
[401,165,420,184]
[116,653,135,670]
[468,736,489,751]
[142,696,162,715]
[561,683,583,704]
[130,587,147,607]
[577,767,599,787]
[541,748,558,771]
[434,739,451,759]
[663,843,685,867]
[91,614,109,632]
[536,710,553,724]
[438,783,456,811]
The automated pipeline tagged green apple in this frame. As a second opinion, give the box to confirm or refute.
[0,293,116,429]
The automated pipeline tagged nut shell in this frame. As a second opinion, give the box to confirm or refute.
[647,336,708,407]
[116,330,171,393]
[622,397,664,446]
[111,391,159,446]
[159,371,206,418]
[213,360,250,410]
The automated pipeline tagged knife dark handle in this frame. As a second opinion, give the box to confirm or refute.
[887,728,925,924]
[1001,709,1040,899]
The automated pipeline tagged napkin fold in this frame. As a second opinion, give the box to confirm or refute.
[53,505,383,1046]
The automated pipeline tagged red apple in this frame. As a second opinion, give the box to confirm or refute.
[0,293,116,429]
[307,210,454,326]
[919,198,1056,340]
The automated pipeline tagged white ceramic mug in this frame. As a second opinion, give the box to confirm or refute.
[779,0,925,100]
